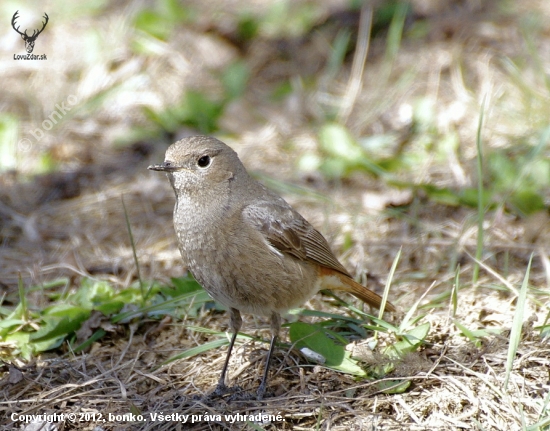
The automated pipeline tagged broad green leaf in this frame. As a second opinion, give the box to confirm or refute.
[0,319,27,331]
[289,322,366,376]
[167,276,204,296]
[30,306,90,343]
[32,335,66,353]
[290,322,344,364]
[72,279,115,309]
[387,322,430,358]
[510,189,545,216]
[2,332,32,361]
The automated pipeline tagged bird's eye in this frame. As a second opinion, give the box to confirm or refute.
[197,155,211,168]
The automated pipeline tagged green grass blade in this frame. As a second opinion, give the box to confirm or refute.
[18,273,27,321]
[161,337,230,365]
[451,264,460,317]
[379,247,401,321]
[71,328,107,354]
[121,195,146,304]
[473,97,486,285]
[112,289,211,323]
[399,281,437,333]
[504,253,533,389]
[292,308,365,325]
[385,2,408,62]
[324,29,351,82]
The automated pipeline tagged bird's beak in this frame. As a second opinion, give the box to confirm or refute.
[148,161,181,172]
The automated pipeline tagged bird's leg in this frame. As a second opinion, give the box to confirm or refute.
[257,312,281,400]
[213,308,242,396]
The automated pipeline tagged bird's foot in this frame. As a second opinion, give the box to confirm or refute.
[256,382,274,400]
[210,383,243,398]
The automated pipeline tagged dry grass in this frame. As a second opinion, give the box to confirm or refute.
[2,313,549,430]
[1,0,550,429]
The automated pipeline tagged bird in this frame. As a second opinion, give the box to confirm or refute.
[148,135,396,399]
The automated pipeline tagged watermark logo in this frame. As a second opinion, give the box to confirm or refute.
[18,94,78,153]
[12,10,48,59]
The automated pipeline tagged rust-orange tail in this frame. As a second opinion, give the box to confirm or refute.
[319,267,396,312]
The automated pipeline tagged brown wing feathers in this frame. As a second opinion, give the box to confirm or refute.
[255,203,396,312]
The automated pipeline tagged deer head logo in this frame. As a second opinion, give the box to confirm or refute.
[11,11,49,54]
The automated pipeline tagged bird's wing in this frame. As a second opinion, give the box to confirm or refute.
[242,199,351,277]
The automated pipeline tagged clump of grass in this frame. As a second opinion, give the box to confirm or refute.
[0,274,209,362]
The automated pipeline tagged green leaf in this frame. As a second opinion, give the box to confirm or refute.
[331,351,367,376]
[2,332,33,361]
[388,322,430,358]
[417,184,461,206]
[289,322,366,376]
[0,319,27,331]
[509,189,545,216]
[72,279,114,307]
[112,287,144,305]
[70,279,125,315]
[30,305,90,343]
[32,335,66,353]
[290,322,344,364]
[166,275,204,296]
